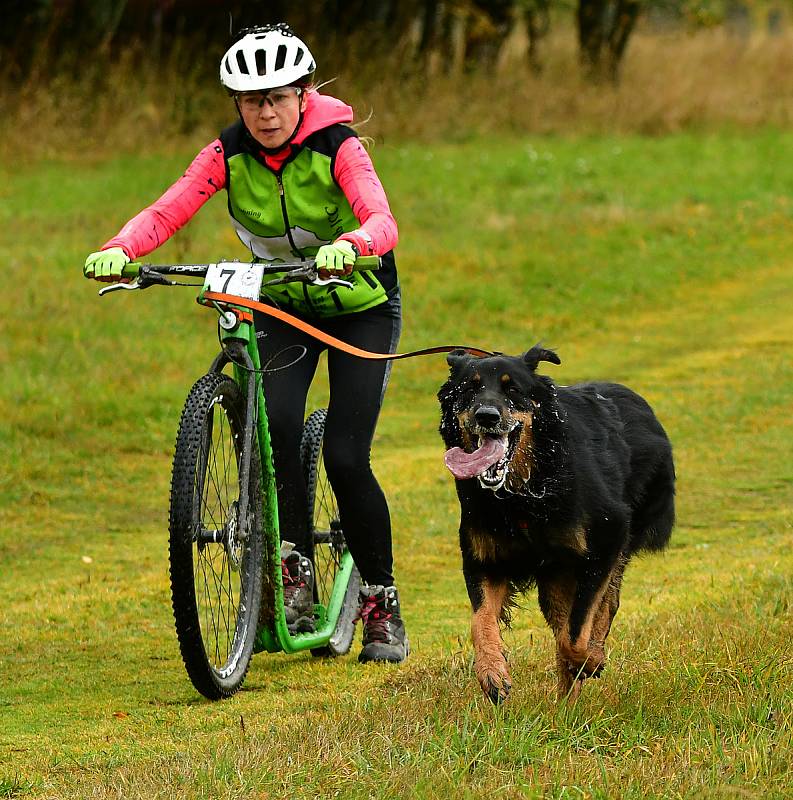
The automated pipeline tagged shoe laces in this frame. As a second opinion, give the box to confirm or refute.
[355,597,390,624]
[355,593,397,643]
[281,558,307,590]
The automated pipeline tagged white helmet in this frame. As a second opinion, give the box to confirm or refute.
[220,24,316,93]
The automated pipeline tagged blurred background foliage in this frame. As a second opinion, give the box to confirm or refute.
[1,0,791,154]
[4,0,789,80]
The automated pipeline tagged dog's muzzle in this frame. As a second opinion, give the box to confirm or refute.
[473,405,502,429]
[444,406,528,492]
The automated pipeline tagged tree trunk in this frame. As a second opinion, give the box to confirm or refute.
[578,0,641,83]
[525,0,551,74]
[606,0,641,81]
[578,0,608,78]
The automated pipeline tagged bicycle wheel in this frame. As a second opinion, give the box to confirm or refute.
[169,372,264,699]
[300,408,360,657]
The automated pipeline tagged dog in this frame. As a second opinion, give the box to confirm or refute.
[438,345,675,703]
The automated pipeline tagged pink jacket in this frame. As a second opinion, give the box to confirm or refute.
[103,92,398,260]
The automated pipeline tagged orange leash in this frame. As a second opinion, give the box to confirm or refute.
[203,291,493,360]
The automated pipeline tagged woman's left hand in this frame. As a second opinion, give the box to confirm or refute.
[315,240,357,276]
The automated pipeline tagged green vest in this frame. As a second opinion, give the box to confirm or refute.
[220,121,393,317]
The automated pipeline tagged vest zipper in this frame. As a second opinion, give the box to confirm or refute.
[276,172,317,314]
[276,174,301,258]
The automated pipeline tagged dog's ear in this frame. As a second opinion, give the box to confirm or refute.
[446,349,472,373]
[523,345,561,371]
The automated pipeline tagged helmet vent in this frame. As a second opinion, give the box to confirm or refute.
[255,48,267,75]
[236,50,249,75]
[275,44,287,71]
[294,47,304,66]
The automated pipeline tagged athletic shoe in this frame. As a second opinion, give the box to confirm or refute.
[282,551,315,633]
[356,584,409,663]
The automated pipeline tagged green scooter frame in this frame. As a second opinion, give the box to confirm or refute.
[218,312,356,655]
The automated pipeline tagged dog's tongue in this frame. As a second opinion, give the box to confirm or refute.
[444,438,506,480]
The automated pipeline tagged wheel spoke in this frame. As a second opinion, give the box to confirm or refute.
[205,414,228,523]
[300,409,359,658]
[193,393,243,668]
[312,443,342,606]
[196,546,222,664]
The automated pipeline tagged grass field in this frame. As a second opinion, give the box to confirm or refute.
[0,129,791,799]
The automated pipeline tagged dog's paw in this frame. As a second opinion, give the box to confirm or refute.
[475,654,512,704]
[565,660,604,681]
[558,640,606,678]
[483,673,512,704]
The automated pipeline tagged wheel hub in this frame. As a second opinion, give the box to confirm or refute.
[225,500,245,570]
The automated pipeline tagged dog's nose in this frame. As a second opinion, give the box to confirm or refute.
[474,405,501,428]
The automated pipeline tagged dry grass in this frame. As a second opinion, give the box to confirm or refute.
[365,26,793,139]
[4,26,793,161]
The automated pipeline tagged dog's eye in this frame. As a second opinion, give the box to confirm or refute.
[508,385,536,409]
[453,384,475,405]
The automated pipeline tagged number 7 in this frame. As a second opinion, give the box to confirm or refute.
[220,268,235,293]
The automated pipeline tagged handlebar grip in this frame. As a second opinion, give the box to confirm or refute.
[353,255,381,270]
[122,261,143,278]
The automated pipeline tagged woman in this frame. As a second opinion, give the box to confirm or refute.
[84,23,408,664]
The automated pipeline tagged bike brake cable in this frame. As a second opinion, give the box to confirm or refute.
[215,323,307,375]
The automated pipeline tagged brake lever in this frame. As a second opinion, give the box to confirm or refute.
[98,280,141,296]
[98,267,175,296]
[263,264,353,290]
[312,275,354,289]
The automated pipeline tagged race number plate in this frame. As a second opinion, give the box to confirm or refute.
[203,262,265,301]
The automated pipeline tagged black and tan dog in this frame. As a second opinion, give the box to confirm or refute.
[438,346,675,703]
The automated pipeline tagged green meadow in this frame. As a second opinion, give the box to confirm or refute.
[0,130,791,798]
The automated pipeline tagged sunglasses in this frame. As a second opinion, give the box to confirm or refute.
[236,86,303,111]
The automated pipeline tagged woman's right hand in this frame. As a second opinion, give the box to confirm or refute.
[83,247,130,281]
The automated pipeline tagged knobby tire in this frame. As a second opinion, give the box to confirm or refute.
[169,372,264,699]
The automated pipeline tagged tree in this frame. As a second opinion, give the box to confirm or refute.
[577,0,642,82]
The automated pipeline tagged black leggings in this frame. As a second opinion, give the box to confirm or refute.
[254,296,401,587]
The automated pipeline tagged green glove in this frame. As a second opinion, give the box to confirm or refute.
[315,240,356,274]
[84,247,130,281]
